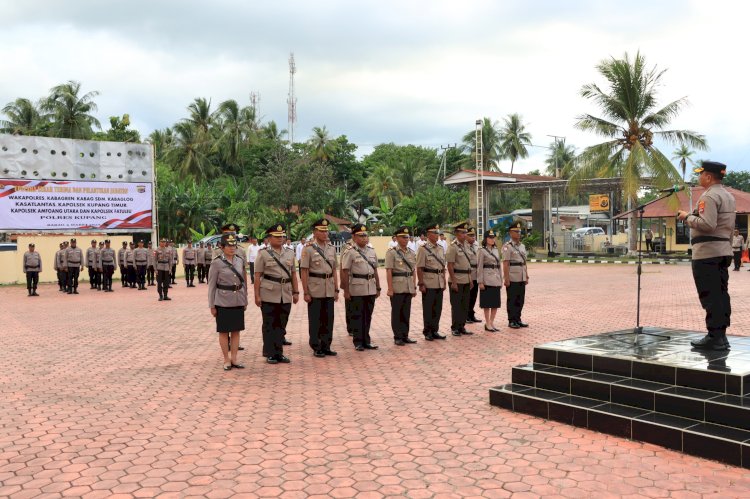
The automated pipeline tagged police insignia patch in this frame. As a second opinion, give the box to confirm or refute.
[698,200,705,214]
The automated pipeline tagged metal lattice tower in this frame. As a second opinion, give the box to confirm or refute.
[250,92,260,116]
[474,119,485,240]
[287,53,297,144]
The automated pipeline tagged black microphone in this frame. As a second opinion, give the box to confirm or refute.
[658,185,685,193]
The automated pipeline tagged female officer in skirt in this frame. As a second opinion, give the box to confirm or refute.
[477,229,502,331]
[208,233,248,371]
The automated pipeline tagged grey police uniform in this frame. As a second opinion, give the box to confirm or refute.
[208,254,248,332]
[446,239,472,334]
[100,247,116,291]
[134,247,149,289]
[183,247,197,286]
[64,246,83,293]
[23,250,42,295]
[86,247,98,289]
[155,247,173,299]
[502,240,528,324]
[477,246,502,309]
[301,242,338,352]
[118,246,127,286]
[55,248,66,291]
[342,244,379,348]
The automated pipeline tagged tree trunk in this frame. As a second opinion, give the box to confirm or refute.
[628,193,638,252]
[510,160,515,174]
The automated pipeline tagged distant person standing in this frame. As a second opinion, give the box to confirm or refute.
[155,238,172,301]
[246,237,260,283]
[86,240,98,289]
[134,240,149,290]
[168,240,178,285]
[146,241,156,286]
[502,222,529,329]
[677,161,736,351]
[54,242,66,292]
[645,228,654,253]
[22,243,41,296]
[125,242,136,288]
[182,242,197,287]
[388,236,398,249]
[64,238,83,294]
[118,241,128,287]
[385,226,417,345]
[196,242,206,283]
[100,240,117,292]
[731,229,744,271]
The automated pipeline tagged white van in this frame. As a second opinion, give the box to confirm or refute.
[572,227,605,238]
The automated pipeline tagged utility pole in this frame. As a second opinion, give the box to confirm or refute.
[547,134,566,178]
[434,144,457,186]
[287,53,297,145]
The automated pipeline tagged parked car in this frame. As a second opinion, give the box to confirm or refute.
[198,234,249,246]
[572,227,606,238]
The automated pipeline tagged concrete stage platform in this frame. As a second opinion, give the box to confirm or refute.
[491,328,750,468]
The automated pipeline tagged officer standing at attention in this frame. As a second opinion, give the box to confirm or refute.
[86,240,98,290]
[731,229,744,271]
[155,238,173,301]
[340,238,355,337]
[204,243,214,278]
[677,160,736,350]
[196,242,206,284]
[341,223,381,351]
[125,242,136,288]
[385,226,418,345]
[134,240,149,290]
[118,241,128,287]
[54,242,66,292]
[300,218,339,357]
[183,242,197,287]
[416,224,447,341]
[64,238,83,294]
[502,222,529,329]
[215,224,247,263]
[208,233,249,371]
[146,241,156,286]
[100,240,116,292]
[446,222,474,336]
[168,240,179,285]
[95,242,104,290]
[466,227,481,323]
[254,224,299,364]
[22,243,42,296]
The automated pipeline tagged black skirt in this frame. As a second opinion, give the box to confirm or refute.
[479,285,501,309]
[215,306,245,333]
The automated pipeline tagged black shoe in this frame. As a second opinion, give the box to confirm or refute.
[509,322,521,329]
[517,321,529,328]
[395,339,405,346]
[267,356,279,364]
[158,296,163,301]
[433,333,447,340]
[230,363,245,369]
[164,296,171,301]
[67,291,73,294]
[238,345,245,351]
[460,329,473,335]
[27,292,32,297]
[275,355,291,363]
[73,290,79,294]
[355,345,365,351]
[690,335,729,351]
[363,344,379,350]
[32,291,39,296]
[283,340,292,346]
[451,330,462,337]
[468,318,481,323]
[323,349,337,356]
[424,335,434,341]
[314,350,326,358]
[403,338,417,344]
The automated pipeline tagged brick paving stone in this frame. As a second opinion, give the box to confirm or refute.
[3,265,750,497]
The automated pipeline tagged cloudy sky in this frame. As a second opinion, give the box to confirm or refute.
[2,0,749,173]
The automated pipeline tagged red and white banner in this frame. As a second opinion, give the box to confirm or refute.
[0,179,152,231]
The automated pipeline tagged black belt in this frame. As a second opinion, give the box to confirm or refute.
[692,236,729,244]
[68,261,81,264]
[454,269,471,274]
[103,262,115,265]
[352,273,375,280]
[136,260,147,264]
[423,268,444,274]
[509,262,524,266]
[483,264,498,269]
[264,275,292,284]
[391,271,412,277]
[158,260,169,264]
[216,283,243,291]
[470,264,477,268]
[309,272,333,279]
[26,266,39,270]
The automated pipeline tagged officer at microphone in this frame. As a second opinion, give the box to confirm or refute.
[677,161,735,351]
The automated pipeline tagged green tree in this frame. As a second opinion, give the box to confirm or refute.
[462,117,502,171]
[723,171,750,192]
[570,51,708,250]
[42,80,101,139]
[166,121,215,182]
[261,121,287,142]
[214,99,255,170]
[327,135,363,191]
[93,114,141,143]
[187,97,213,135]
[147,128,174,161]
[0,97,48,135]
[363,163,403,207]
[544,139,576,178]
[307,126,336,162]
[671,144,695,182]
[393,186,469,230]
[498,113,532,174]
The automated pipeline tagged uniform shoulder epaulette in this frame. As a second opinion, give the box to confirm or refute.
[304,241,314,247]
[386,247,394,252]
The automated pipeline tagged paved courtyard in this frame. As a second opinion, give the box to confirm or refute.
[2,263,750,498]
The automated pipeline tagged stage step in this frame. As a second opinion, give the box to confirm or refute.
[490,329,750,468]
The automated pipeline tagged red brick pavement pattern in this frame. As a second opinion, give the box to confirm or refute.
[2,264,750,498]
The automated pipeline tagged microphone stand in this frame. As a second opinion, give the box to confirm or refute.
[610,189,681,345]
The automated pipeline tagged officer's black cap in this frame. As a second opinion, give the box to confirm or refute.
[467,226,476,236]
[395,226,411,237]
[351,223,368,235]
[220,234,238,247]
[454,222,469,233]
[160,238,167,242]
[694,161,727,177]
[91,239,96,243]
[105,239,111,243]
[509,221,523,231]
[221,223,240,233]
[267,224,286,237]
[29,243,35,247]
[312,218,330,231]
[70,238,76,243]
[486,229,496,238]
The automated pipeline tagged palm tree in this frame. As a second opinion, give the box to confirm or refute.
[261,121,287,142]
[308,126,336,162]
[214,99,255,167]
[498,113,532,174]
[570,51,708,250]
[395,158,427,198]
[42,80,101,139]
[165,121,215,182]
[544,139,576,178]
[462,117,502,171]
[147,128,174,161]
[363,163,403,208]
[187,97,213,135]
[672,144,695,182]
[1,98,47,135]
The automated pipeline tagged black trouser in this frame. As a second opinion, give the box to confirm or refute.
[262,301,291,357]
[56,269,64,289]
[185,264,195,284]
[506,282,526,322]
[127,266,136,287]
[95,270,102,288]
[732,250,742,270]
[67,267,80,291]
[350,295,376,347]
[197,264,205,282]
[26,271,39,292]
[692,256,731,337]
[136,264,147,288]
[345,298,354,335]
[308,297,334,351]
[645,239,653,252]
[450,282,471,331]
[147,265,155,284]
[248,262,255,283]
[103,265,114,290]
[468,279,479,319]
[156,269,170,297]
[88,266,97,287]
[422,288,444,336]
[170,264,177,283]
[391,293,412,340]
[119,265,127,286]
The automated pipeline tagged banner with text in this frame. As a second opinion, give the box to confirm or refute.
[0,179,152,231]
